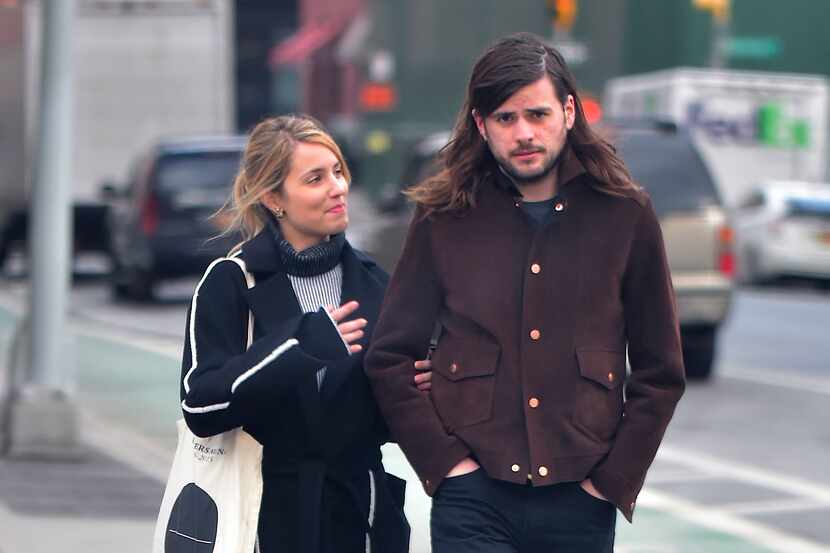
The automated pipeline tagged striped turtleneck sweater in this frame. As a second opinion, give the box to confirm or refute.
[265,210,349,390]
[287,265,344,389]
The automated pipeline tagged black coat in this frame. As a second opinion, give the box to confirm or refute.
[179,229,409,553]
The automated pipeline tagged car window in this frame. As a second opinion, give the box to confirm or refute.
[615,131,721,214]
[155,151,242,194]
[787,197,830,221]
[738,190,766,210]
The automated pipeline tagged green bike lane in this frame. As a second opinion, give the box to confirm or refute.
[0,304,801,553]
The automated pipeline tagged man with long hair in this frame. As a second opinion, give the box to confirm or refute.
[366,33,685,552]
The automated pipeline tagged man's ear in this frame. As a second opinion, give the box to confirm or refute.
[565,95,576,130]
[472,109,487,141]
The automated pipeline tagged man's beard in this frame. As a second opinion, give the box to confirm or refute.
[493,146,563,185]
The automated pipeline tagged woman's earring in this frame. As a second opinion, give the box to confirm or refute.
[274,207,285,219]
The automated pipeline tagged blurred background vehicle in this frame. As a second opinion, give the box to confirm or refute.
[381,121,733,380]
[604,68,829,208]
[611,121,734,380]
[734,181,830,286]
[103,136,245,302]
[0,0,234,275]
[376,130,449,213]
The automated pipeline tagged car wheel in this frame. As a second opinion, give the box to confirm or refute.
[110,278,131,300]
[110,267,156,302]
[0,235,9,274]
[109,256,130,300]
[742,247,764,286]
[681,326,717,381]
[131,270,156,302]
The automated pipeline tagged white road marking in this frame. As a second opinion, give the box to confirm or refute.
[720,367,830,397]
[718,497,830,516]
[644,471,719,485]
[80,409,173,483]
[73,324,180,359]
[658,445,830,504]
[638,488,830,553]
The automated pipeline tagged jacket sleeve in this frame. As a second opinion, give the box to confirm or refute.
[360,258,395,444]
[180,258,350,438]
[589,198,686,522]
[365,208,472,496]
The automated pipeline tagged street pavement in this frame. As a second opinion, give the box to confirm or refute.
[1,265,829,551]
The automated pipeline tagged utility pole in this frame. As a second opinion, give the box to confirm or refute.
[693,0,732,69]
[4,0,81,460]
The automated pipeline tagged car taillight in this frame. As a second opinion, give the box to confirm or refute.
[717,225,735,278]
[140,192,159,235]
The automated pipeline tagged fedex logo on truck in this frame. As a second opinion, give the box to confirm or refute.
[686,101,810,149]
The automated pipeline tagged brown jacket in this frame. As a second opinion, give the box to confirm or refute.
[365,154,685,522]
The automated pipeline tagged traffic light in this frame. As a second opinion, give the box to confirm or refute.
[693,0,731,23]
[546,0,578,33]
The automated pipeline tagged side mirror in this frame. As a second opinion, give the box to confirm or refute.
[99,180,122,200]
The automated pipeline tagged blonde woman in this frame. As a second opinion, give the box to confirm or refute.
[179,115,423,553]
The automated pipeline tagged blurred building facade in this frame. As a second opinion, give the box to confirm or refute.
[2,0,828,205]
[253,0,830,195]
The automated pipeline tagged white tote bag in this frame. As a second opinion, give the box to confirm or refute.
[153,258,263,553]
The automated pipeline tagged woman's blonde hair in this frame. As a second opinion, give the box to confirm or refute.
[219,114,351,253]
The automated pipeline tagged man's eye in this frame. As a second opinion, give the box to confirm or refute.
[307,176,320,184]
[497,114,514,123]
[531,112,546,119]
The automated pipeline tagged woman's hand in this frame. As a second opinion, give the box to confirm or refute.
[414,359,432,391]
[326,301,367,354]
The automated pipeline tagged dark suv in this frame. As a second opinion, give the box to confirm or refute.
[103,135,245,301]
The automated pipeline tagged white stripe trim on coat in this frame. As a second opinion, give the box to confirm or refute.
[167,529,214,544]
[365,469,377,553]
[183,257,229,394]
[324,307,353,356]
[230,338,299,393]
[226,255,255,349]
[181,400,231,414]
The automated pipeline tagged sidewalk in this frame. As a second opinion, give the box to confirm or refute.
[0,294,804,553]
[0,447,162,553]
[0,298,175,553]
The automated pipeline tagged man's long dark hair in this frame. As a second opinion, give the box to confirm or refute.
[407,32,636,213]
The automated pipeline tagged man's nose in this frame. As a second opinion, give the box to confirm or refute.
[513,117,535,143]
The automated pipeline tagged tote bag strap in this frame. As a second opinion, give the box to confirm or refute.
[226,255,255,350]
[226,254,261,553]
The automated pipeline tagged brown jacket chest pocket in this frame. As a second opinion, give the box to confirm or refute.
[574,349,626,443]
[430,333,501,432]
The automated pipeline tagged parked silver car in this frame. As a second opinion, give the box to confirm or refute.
[735,181,830,285]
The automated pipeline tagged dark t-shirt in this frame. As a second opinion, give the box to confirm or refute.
[521,198,557,226]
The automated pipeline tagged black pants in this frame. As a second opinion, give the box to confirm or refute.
[431,469,616,553]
